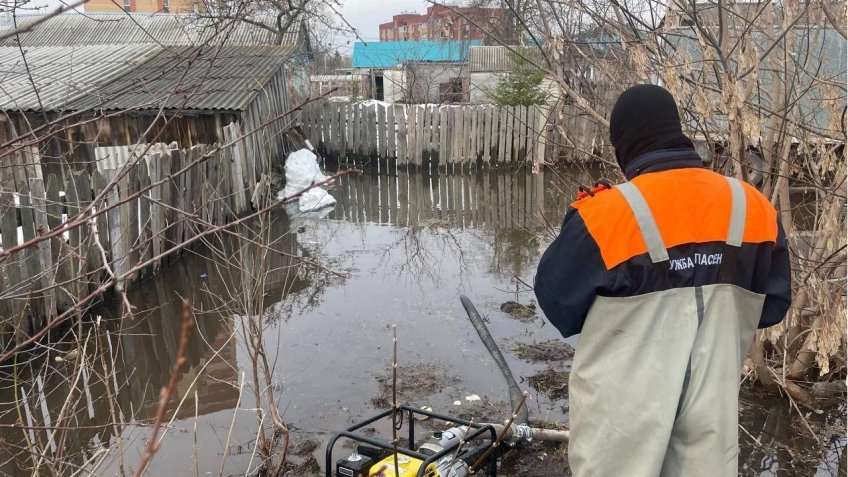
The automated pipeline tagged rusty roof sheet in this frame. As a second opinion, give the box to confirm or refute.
[66,45,298,111]
[0,13,299,47]
[0,43,162,111]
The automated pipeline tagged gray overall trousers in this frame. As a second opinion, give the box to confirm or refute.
[567,178,762,476]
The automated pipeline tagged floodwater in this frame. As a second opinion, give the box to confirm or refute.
[0,165,844,476]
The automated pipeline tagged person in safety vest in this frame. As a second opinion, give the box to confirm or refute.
[534,84,792,476]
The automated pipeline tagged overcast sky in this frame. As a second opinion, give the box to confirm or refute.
[331,0,428,53]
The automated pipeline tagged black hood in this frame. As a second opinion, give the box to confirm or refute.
[609,84,695,173]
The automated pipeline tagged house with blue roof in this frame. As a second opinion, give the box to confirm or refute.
[351,40,481,103]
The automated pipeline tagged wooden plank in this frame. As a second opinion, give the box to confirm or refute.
[406,104,416,167]
[428,105,438,166]
[497,108,507,164]
[462,106,476,165]
[359,103,367,160]
[137,158,152,276]
[477,106,485,164]
[351,104,360,162]
[397,105,408,166]
[480,106,492,166]
[168,150,183,251]
[533,106,546,173]
[90,170,110,268]
[377,103,387,159]
[451,107,462,167]
[409,105,418,167]
[489,106,499,164]
[454,108,462,166]
[0,178,20,326]
[520,105,528,161]
[125,162,139,283]
[63,172,85,304]
[510,106,519,163]
[370,104,379,159]
[228,129,247,213]
[148,152,164,273]
[420,105,428,166]
[420,105,430,165]
[335,103,342,160]
[470,107,478,164]
[29,177,57,319]
[322,101,331,153]
[522,105,536,164]
[343,103,352,161]
[419,105,427,166]
[102,170,127,287]
[438,106,448,167]
[46,174,72,310]
[386,105,396,159]
[361,103,370,160]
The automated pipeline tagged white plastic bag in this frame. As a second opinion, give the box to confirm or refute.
[278,149,336,212]
[297,187,336,212]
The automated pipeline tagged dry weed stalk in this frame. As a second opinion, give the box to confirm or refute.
[447,0,847,400]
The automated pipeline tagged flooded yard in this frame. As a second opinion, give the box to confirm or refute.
[0,166,844,476]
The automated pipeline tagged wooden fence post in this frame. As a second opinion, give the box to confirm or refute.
[438,106,448,167]
[397,105,408,166]
[137,158,152,276]
[29,177,57,320]
[377,103,387,160]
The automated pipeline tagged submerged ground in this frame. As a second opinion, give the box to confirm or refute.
[0,165,844,476]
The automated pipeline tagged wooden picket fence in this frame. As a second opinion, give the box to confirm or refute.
[329,168,558,230]
[0,122,269,349]
[300,102,563,170]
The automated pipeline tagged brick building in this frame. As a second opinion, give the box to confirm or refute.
[84,0,198,13]
[379,5,510,43]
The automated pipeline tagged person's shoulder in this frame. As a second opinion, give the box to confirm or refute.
[570,181,634,233]
[570,180,620,210]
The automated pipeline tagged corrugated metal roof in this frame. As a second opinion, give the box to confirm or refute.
[67,45,297,111]
[0,44,162,111]
[352,40,480,68]
[0,13,299,47]
[468,45,546,72]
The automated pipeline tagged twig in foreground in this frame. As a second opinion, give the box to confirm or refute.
[131,300,193,477]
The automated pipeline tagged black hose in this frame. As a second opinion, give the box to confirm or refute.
[460,295,529,425]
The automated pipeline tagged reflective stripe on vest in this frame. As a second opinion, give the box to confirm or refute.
[617,177,747,262]
[725,176,747,247]
[617,182,669,264]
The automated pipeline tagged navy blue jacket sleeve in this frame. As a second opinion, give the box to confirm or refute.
[534,207,607,338]
[758,220,792,328]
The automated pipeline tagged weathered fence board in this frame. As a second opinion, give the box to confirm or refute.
[0,120,271,351]
[291,102,593,169]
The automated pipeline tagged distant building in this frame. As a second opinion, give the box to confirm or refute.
[352,40,479,103]
[85,0,198,13]
[467,45,558,105]
[310,74,369,100]
[379,5,510,43]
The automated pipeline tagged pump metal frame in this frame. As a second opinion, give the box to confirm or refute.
[325,404,500,477]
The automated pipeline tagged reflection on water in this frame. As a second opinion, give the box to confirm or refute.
[0,166,843,476]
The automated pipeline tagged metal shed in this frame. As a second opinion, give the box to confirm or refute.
[0,40,308,175]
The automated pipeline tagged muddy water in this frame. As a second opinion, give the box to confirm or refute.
[0,166,844,476]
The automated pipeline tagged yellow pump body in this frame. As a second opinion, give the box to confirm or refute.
[367,454,439,477]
